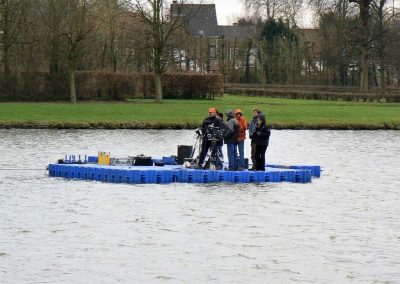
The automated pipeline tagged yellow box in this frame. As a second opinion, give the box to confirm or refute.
[98,151,104,165]
[98,151,111,165]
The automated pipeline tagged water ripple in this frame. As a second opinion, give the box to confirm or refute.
[0,129,399,283]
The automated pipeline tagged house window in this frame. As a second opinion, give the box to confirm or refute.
[249,47,257,66]
[209,45,216,60]
[229,48,238,61]
[172,48,186,61]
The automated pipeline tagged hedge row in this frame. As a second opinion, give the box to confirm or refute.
[136,73,223,99]
[225,83,400,94]
[225,87,400,103]
[0,71,224,101]
[225,83,360,93]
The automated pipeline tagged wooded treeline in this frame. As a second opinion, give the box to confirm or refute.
[0,0,154,101]
[0,0,399,102]
[240,0,400,92]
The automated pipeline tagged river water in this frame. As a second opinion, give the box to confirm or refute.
[0,129,399,283]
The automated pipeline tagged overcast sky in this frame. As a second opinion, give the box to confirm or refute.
[214,0,244,25]
[205,0,400,27]
[212,0,314,27]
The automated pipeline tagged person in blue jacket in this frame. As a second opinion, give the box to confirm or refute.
[249,114,271,171]
[224,110,239,170]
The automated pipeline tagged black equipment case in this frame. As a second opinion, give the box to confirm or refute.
[177,145,193,165]
[133,155,153,166]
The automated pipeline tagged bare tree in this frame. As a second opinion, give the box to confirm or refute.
[244,0,303,24]
[122,0,199,102]
[244,0,284,19]
[370,0,400,91]
[0,0,27,96]
[45,0,63,76]
[95,0,120,72]
[315,1,357,85]
[59,0,94,103]
[311,0,370,87]
[349,0,371,92]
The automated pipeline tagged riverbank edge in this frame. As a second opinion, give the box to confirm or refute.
[1,122,399,130]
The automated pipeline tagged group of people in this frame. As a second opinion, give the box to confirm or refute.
[196,107,271,171]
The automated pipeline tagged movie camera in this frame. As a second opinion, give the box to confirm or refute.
[188,125,225,170]
[203,125,225,144]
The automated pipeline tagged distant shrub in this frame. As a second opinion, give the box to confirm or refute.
[76,71,135,100]
[225,84,400,103]
[1,71,223,101]
[135,72,224,99]
[33,71,67,101]
[0,71,135,101]
[1,71,67,101]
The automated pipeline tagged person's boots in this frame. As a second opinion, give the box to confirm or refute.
[249,164,257,171]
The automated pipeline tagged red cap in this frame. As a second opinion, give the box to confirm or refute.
[208,107,216,113]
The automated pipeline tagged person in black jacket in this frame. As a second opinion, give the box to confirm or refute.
[248,108,262,170]
[197,107,224,169]
[249,114,271,171]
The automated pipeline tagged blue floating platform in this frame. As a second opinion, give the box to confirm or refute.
[48,162,320,184]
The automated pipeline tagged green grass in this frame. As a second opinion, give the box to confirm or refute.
[1,95,400,129]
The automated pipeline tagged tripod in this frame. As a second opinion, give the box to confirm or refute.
[203,138,223,170]
[197,125,224,170]
[185,128,203,168]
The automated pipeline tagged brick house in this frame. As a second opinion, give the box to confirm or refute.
[170,2,257,75]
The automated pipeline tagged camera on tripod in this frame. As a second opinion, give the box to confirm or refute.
[189,125,225,170]
[204,125,224,143]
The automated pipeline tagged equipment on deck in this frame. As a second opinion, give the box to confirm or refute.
[177,145,193,165]
[133,155,153,166]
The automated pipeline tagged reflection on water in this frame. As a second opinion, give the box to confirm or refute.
[0,129,399,283]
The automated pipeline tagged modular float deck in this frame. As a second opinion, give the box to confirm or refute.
[48,163,320,184]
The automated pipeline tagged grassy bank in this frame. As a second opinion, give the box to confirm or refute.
[1,95,399,129]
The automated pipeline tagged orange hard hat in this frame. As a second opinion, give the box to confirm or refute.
[235,109,242,115]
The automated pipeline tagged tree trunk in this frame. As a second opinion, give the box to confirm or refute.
[153,43,163,101]
[360,46,368,92]
[50,38,60,74]
[2,18,12,97]
[154,72,162,102]
[397,66,400,86]
[244,37,252,83]
[0,0,17,98]
[232,37,237,81]
[358,0,370,92]
[3,44,11,92]
[219,36,225,81]
[49,0,60,75]
[111,33,117,72]
[377,0,386,92]
[256,40,266,84]
[380,56,386,91]
[206,38,210,73]
[69,66,77,103]
[200,37,204,73]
